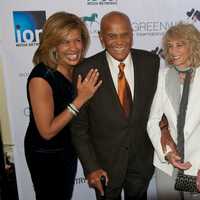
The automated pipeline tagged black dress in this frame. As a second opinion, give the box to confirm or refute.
[24,63,77,200]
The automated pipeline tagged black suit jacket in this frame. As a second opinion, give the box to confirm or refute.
[71,49,160,188]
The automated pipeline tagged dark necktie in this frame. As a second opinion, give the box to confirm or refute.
[177,69,192,169]
[118,63,132,117]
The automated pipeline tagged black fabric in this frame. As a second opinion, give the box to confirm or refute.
[24,63,77,200]
[25,63,75,151]
[25,146,77,200]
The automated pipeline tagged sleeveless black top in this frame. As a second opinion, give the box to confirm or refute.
[25,63,76,156]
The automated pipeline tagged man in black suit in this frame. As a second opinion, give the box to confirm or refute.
[71,11,160,200]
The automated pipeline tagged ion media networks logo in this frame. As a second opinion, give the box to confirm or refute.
[82,13,100,36]
[87,0,117,5]
[13,11,46,47]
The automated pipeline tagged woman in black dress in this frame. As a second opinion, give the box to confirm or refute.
[24,12,102,200]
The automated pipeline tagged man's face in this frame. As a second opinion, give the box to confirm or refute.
[99,15,133,61]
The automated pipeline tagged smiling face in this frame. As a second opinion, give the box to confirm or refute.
[167,39,191,69]
[56,29,84,68]
[99,13,133,62]
[167,38,190,68]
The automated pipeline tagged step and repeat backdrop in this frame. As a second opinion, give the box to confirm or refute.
[1,1,200,199]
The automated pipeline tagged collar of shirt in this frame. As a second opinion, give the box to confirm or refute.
[106,51,134,97]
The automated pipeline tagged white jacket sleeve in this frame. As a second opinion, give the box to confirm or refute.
[147,68,171,163]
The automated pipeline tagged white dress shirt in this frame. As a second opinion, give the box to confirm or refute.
[106,51,134,98]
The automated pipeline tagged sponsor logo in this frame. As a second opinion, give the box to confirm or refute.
[87,0,117,5]
[132,21,177,37]
[18,71,30,78]
[82,13,100,36]
[82,13,99,26]
[186,8,200,23]
[13,11,46,47]
[151,47,164,59]
[75,177,87,184]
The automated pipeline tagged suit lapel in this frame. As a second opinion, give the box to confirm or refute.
[185,68,200,134]
[165,68,181,116]
[164,67,200,138]
[130,49,144,120]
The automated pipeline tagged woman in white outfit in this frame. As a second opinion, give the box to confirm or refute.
[147,22,200,200]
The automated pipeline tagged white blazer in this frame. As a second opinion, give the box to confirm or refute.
[147,67,200,176]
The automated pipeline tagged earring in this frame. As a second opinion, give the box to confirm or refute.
[50,48,58,61]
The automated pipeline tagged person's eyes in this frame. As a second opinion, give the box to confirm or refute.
[122,33,130,38]
[61,40,70,44]
[176,43,184,47]
[76,39,82,43]
[107,34,116,39]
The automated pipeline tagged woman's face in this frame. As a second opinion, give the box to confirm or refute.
[56,29,84,67]
[167,39,190,68]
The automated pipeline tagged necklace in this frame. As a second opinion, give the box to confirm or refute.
[174,66,194,84]
[174,66,193,73]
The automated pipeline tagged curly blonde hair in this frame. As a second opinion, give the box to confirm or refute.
[33,11,90,69]
[163,22,200,68]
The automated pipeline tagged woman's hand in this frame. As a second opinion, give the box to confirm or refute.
[73,68,102,108]
[165,151,192,170]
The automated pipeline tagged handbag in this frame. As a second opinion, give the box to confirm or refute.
[175,172,199,193]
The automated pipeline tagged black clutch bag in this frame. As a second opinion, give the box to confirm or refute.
[174,172,199,193]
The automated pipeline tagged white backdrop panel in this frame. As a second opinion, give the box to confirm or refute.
[1,1,200,199]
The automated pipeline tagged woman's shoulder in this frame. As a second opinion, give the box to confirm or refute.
[159,65,170,76]
[28,63,55,80]
[157,66,169,87]
[27,63,56,87]
[29,63,51,77]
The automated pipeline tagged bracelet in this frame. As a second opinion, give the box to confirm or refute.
[67,103,79,116]
[67,105,77,116]
[69,103,79,114]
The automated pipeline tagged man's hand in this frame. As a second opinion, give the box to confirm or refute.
[159,115,177,154]
[87,169,108,196]
[165,151,192,170]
